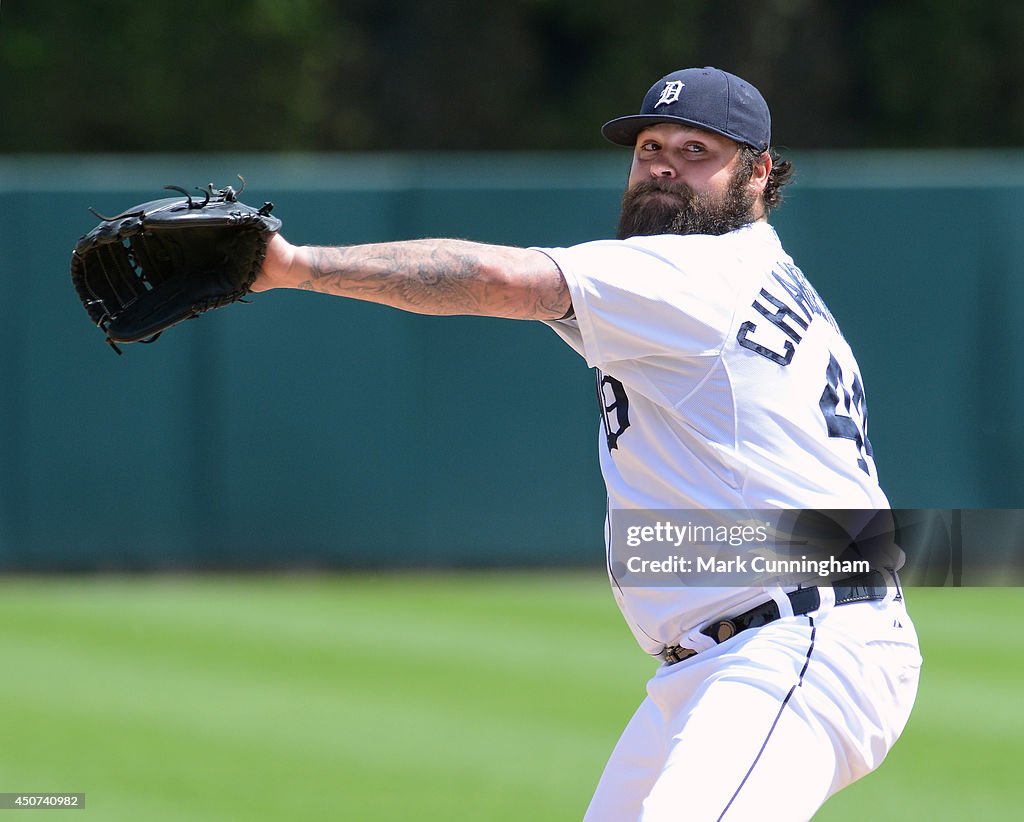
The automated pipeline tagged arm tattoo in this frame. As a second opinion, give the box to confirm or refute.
[302,239,570,321]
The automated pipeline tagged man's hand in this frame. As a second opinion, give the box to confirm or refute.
[250,233,300,293]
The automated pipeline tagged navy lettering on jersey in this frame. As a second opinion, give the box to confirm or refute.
[771,263,839,332]
[736,263,833,367]
[819,353,874,474]
[596,371,630,451]
[737,321,794,365]
[753,288,809,342]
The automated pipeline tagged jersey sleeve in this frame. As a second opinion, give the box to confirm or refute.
[535,237,737,370]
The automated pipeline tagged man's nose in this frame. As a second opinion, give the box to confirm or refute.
[650,161,676,179]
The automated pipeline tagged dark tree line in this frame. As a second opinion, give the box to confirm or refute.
[2,0,1023,152]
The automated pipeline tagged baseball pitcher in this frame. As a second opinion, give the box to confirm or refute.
[72,66,921,821]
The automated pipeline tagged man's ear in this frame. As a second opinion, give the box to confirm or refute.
[749,151,772,196]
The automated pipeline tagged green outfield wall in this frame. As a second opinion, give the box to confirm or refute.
[1,152,1021,570]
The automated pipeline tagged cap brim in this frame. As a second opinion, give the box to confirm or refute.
[600,114,755,149]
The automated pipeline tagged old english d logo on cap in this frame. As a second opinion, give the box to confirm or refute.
[654,80,685,108]
[601,67,771,152]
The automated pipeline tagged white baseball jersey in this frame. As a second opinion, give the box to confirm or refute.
[538,221,890,655]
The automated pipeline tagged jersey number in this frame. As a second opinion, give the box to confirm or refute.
[596,372,630,451]
[818,354,873,475]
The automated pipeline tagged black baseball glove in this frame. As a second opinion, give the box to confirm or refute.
[70,178,282,353]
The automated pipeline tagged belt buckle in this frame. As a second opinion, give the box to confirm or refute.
[707,618,737,643]
[661,645,698,665]
[662,617,737,664]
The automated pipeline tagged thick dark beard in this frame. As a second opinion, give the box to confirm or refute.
[615,169,757,240]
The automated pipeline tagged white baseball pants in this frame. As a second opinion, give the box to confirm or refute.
[583,596,921,822]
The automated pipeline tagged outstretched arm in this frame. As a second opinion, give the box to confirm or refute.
[252,234,572,321]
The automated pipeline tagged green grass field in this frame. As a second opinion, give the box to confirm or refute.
[0,574,1019,820]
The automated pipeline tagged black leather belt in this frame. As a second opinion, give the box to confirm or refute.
[661,571,893,665]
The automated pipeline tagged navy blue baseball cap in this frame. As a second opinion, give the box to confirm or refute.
[602,67,771,152]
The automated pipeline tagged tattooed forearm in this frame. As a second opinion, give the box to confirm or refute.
[296,239,570,321]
